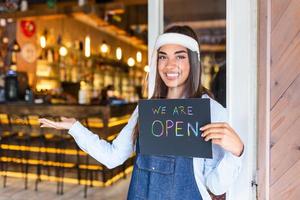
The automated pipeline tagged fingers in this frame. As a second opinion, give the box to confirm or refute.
[61,116,67,121]
[201,127,228,138]
[201,122,244,156]
[201,126,228,142]
[40,124,57,129]
[200,122,230,131]
[39,118,60,129]
[39,117,74,130]
[60,116,76,123]
[39,118,54,123]
[203,132,225,141]
[39,118,56,126]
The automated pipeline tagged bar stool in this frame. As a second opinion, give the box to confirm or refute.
[56,118,82,195]
[0,113,17,188]
[79,116,123,198]
[34,115,53,191]
[78,117,92,198]
[1,114,29,189]
[36,115,75,195]
[10,114,42,190]
[36,115,64,194]
[76,116,103,198]
[56,128,77,195]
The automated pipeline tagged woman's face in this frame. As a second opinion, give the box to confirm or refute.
[157,44,190,90]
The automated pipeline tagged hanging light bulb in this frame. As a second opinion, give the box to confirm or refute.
[40,35,46,48]
[100,41,109,54]
[59,46,68,57]
[2,37,9,44]
[116,47,122,60]
[0,19,6,27]
[127,57,135,67]
[144,65,149,73]
[136,51,142,63]
[10,39,21,52]
[85,35,91,58]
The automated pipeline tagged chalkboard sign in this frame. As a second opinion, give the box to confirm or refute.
[138,98,212,158]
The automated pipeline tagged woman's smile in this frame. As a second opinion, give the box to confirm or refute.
[165,71,181,80]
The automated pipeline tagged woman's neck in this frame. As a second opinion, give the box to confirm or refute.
[166,85,186,99]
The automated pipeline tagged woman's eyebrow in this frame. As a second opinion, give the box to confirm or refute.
[158,50,187,55]
[174,50,188,54]
[158,51,167,55]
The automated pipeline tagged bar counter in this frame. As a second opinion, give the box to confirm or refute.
[0,102,136,119]
[0,102,136,134]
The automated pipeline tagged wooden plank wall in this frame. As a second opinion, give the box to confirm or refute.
[269,0,300,199]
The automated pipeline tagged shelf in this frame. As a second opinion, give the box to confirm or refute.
[200,44,226,52]
[36,76,59,80]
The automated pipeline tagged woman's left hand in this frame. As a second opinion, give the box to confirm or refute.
[200,122,244,157]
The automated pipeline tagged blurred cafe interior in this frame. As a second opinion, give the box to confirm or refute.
[0,0,226,198]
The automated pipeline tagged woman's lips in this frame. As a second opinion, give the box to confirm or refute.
[165,72,180,80]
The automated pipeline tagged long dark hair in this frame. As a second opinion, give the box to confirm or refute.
[132,25,213,144]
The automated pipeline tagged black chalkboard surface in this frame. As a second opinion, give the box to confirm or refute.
[138,98,212,158]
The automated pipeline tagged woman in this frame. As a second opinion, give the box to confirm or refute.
[39,25,244,200]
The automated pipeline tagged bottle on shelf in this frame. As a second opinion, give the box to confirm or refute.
[4,70,18,101]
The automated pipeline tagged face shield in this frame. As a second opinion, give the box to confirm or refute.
[146,33,201,99]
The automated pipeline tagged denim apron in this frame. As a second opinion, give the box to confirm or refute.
[127,153,203,200]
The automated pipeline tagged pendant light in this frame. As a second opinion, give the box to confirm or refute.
[116,47,122,60]
[85,35,91,57]
[59,46,68,57]
[40,29,48,49]
[40,35,46,48]
[100,40,109,55]
[136,51,142,63]
[144,65,149,73]
[127,57,135,67]
[11,39,21,52]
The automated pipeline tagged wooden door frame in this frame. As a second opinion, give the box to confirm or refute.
[257,0,271,199]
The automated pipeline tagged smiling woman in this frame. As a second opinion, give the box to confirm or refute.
[39,25,244,200]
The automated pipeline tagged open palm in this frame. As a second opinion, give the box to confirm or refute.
[39,117,76,130]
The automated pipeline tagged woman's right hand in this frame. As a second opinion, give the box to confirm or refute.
[39,117,77,130]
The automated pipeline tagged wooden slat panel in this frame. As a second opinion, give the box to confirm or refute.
[261,0,300,198]
[270,37,300,107]
[270,117,300,185]
[271,0,292,29]
[270,159,300,200]
[270,0,300,199]
[271,0,300,69]
[271,74,300,144]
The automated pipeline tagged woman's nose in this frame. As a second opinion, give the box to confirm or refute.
[165,57,178,68]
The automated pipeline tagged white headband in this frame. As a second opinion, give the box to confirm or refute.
[147,33,201,99]
[154,33,200,61]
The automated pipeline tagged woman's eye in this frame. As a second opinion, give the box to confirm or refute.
[176,55,186,59]
[158,55,166,60]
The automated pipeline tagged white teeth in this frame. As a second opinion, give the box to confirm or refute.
[166,73,179,77]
